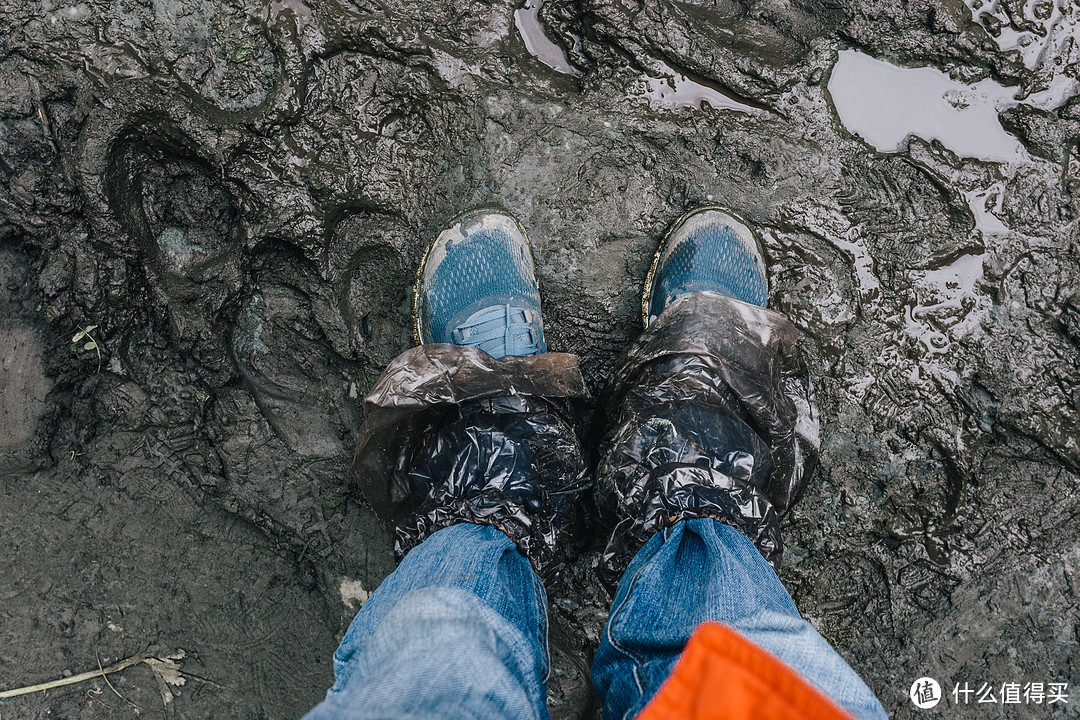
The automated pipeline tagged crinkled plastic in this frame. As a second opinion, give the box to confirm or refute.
[595,291,819,585]
[352,344,591,580]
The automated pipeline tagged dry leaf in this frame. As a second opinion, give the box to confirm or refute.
[143,650,186,706]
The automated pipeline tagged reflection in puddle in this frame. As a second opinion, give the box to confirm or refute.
[628,59,760,114]
[828,50,1037,163]
[513,0,578,76]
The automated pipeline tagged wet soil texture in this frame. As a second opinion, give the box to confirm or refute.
[1,0,1079,717]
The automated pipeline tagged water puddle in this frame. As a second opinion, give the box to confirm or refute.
[628,59,761,114]
[827,49,1073,164]
[513,0,578,76]
[963,183,1011,236]
[828,50,1029,162]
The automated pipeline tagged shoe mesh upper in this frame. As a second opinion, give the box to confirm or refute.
[418,213,545,357]
[648,211,767,321]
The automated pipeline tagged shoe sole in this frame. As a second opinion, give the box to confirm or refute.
[412,207,540,347]
[641,205,767,327]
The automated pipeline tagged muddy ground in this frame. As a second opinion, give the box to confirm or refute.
[1,0,1079,717]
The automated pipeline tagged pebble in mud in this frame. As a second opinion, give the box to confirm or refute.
[1,0,1079,718]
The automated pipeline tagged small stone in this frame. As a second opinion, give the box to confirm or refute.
[981,14,1002,37]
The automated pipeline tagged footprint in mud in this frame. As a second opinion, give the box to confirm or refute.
[540,234,651,390]
[231,245,362,460]
[837,156,977,272]
[329,213,413,374]
[895,559,961,615]
[342,246,411,370]
[792,552,894,640]
[107,141,245,380]
[764,228,859,370]
[141,158,240,271]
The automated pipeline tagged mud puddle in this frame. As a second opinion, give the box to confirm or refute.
[628,58,763,113]
[514,0,579,76]
[828,49,1060,162]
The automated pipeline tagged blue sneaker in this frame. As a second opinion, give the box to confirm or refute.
[642,207,768,326]
[413,208,547,358]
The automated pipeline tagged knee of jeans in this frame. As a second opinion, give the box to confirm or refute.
[333,587,472,659]
[332,585,545,693]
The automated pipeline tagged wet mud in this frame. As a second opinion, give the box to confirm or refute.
[1,0,1078,717]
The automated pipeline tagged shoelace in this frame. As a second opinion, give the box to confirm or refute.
[451,304,542,358]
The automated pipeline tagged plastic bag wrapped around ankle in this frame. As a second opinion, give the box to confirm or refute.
[596,291,819,583]
[352,344,591,580]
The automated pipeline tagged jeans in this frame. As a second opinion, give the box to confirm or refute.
[303,519,888,720]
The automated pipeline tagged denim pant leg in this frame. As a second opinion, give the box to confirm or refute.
[304,523,550,720]
[592,518,887,720]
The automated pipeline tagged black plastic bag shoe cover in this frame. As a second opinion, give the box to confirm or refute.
[595,291,819,585]
[352,344,591,581]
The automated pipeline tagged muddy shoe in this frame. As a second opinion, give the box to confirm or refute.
[354,208,589,581]
[413,208,546,358]
[643,207,768,325]
[592,207,818,585]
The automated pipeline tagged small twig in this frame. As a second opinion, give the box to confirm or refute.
[27,73,58,154]
[97,652,142,712]
[1,649,218,709]
[86,685,111,710]
[177,671,225,690]
[0,655,144,699]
